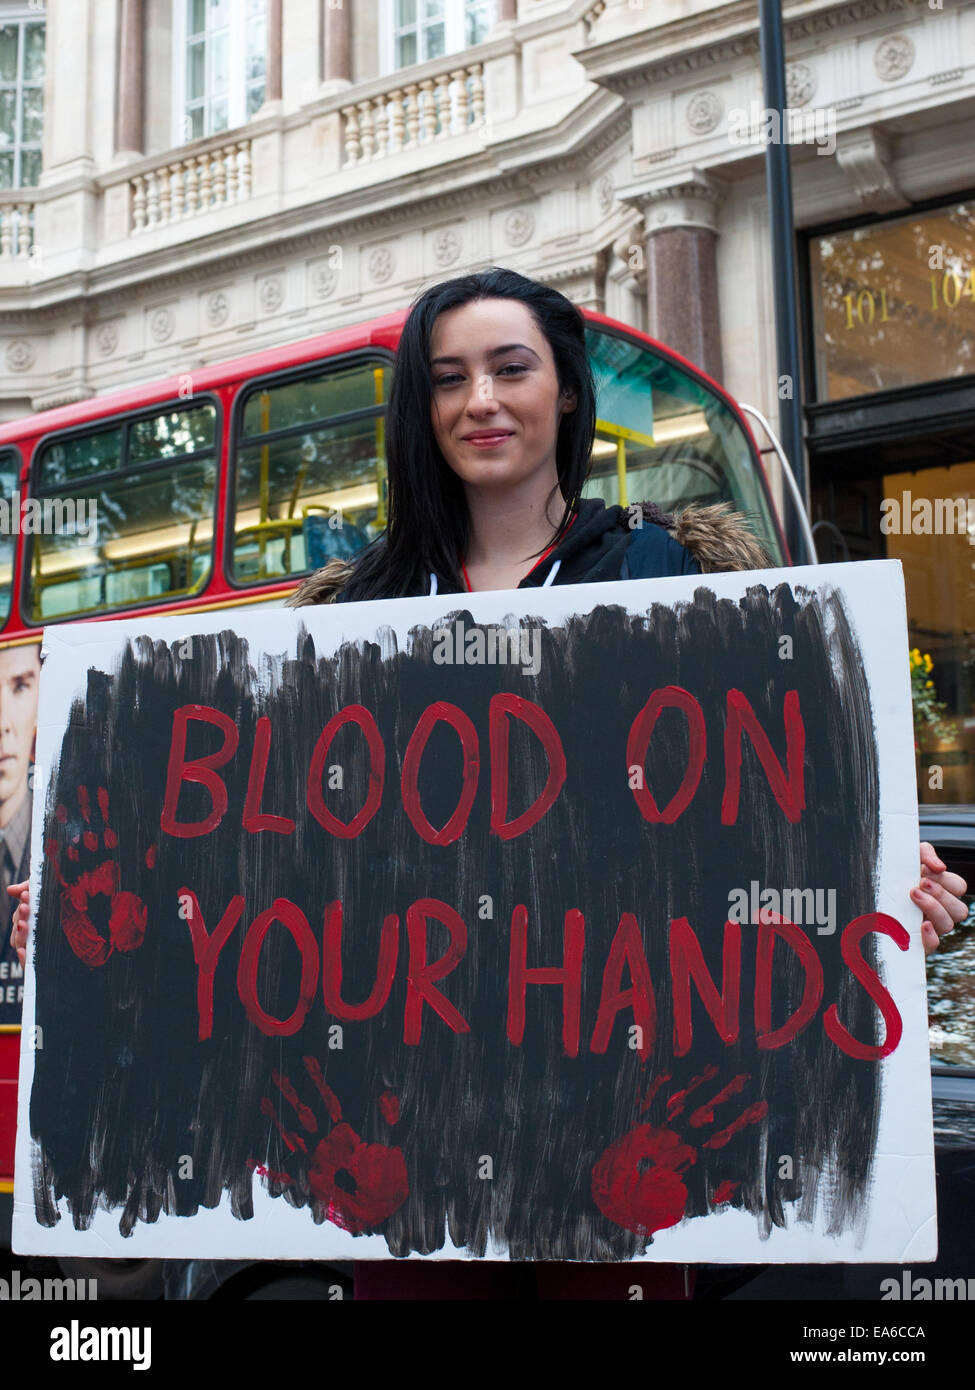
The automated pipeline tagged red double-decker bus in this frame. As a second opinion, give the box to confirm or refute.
[0,305,798,1258]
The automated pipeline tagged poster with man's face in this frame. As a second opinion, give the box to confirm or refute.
[0,640,41,1027]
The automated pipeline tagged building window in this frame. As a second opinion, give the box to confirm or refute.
[0,7,45,188]
[175,0,267,144]
[386,0,495,73]
[808,200,975,401]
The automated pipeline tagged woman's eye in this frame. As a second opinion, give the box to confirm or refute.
[498,363,528,376]
[434,374,462,387]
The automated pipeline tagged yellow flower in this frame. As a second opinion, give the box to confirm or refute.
[924,654,933,673]
[926,680,934,689]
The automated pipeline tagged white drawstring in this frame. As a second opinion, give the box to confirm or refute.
[430,557,561,594]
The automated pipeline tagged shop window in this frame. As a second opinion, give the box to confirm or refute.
[809,200,975,401]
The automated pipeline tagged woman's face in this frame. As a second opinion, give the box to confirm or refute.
[429,297,575,495]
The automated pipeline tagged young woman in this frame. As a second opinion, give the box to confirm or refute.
[8,267,967,1299]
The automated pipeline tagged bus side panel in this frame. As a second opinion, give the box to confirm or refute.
[0,1029,19,1185]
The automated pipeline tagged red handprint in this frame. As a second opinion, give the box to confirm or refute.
[591,1065,767,1238]
[256,1057,408,1234]
[46,785,156,968]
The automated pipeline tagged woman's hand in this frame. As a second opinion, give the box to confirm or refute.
[913,844,968,957]
[7,878,29,968]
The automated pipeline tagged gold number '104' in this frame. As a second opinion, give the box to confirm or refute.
[842,273,975,328]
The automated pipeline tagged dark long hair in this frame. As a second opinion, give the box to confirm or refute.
[338,267,597,600]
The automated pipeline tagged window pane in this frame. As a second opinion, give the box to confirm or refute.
[23,22,44,79]
[0,153,13,190]
[246,16,266,75]
[188,0,206,37]
[233,420,386,582]
[20,148,40,185]
[129,404,217,466]
[242,363,388,436]
[424,0,445,17]
[809,203,975,400]
[0,89,15,144]
[187,40,205,101]
[39,426,123,488]
[466,4,491,44]
[884,459,975,806]
[247,0,267,16]
[396,32,417,67]
[210,31,229,95]
[424,23,445,60]
[187,105,205,140]
[582,328,785,564]
[396,0,417,26]
[209,0,231,28]
[246,82,265,118]
[0,26,17,83]
[28,463,217,622]
[210,98,228,133]
[0,457,19,627]
[21,86,43,144]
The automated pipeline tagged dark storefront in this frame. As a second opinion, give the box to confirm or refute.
[803,193,975,810]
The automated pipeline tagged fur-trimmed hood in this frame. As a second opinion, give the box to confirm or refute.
[284,499,775,607]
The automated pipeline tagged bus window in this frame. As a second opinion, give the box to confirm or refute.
[584,327,785,564]
[27,403,218,622]
[0,453,17,626]
[232,360,389,583]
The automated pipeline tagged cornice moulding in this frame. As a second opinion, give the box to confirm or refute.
[575,0,929,91]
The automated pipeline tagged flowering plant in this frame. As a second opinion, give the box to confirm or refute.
[910,648,955,751]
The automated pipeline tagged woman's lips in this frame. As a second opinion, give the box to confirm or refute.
[463,432,513,448]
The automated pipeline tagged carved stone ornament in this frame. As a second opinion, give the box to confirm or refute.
[5,339,34,372]
[504,208,534,247]
[786,62,816,108]
[149,307,174,343]
[596,175,614,215]
[367,246,394,283]
[311,265,338,300]
[685,91,723,135]
[207,292,230,327]
[433,228,462,267]
[95,323,119,357]
[259,277,284,312]
[875,34,915,82]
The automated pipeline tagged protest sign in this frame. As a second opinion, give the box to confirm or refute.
[13,560,935,1262]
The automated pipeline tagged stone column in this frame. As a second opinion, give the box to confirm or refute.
[497,0,517,20]
[632,172,726,385]
[116,0,145,157]
[323,0,351,83]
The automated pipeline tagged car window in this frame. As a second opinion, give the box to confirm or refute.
[927,845,975,1066]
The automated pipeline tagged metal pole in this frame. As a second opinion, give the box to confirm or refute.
[758,0,809,563]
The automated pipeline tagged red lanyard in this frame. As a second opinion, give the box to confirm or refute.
[461,513,576,593]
